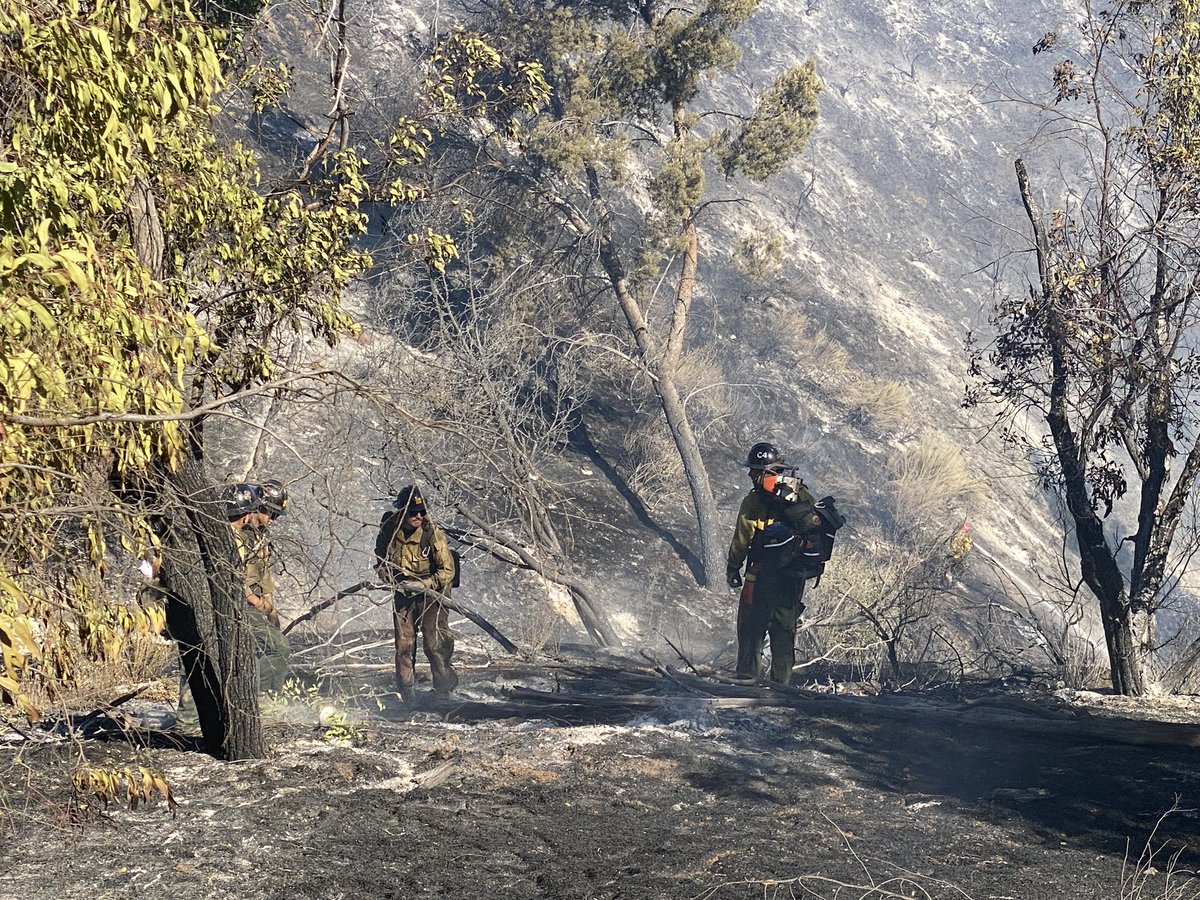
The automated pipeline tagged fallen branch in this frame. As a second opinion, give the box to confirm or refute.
[284,581,518,654]
[283,580,380,635]
[439,594,519,655]
[321,637,393,663]
[507,686,802,712]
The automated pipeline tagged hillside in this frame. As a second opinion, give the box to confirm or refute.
[200,0,1118,683]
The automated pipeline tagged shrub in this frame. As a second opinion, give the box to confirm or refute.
[673,349,736,440]
[887,433,988,531]
[845,377,911,432]
[620,420,689,512]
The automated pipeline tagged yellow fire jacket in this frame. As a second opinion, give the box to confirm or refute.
[382,519,456,593]
[235,526,275,600]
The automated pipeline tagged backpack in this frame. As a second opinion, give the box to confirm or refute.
[800,496,848,580]
[750,493,847,580]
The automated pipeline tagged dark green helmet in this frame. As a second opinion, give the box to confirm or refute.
[391,485,427,516]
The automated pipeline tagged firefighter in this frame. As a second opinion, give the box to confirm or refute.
[228,481,290,693]
[726,442,816,684]
[374,485,458,700]
[175,482,290,728]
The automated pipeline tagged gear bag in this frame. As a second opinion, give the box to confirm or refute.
[750,493,847,580]
[801,496,847,579]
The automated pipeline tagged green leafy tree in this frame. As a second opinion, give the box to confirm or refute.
[0,0,375,756]
[970,0,1200,695]
[434,0,821,587]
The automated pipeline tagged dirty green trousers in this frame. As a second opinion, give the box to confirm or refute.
[735,569,806,684]
[393,590,459,698]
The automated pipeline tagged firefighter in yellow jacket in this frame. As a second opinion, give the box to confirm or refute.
[228,481,291,694]
[726,442,818,684]
[177,482,291,727]
[375,485,458,700]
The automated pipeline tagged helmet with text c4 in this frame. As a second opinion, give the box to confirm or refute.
[743,441,782,470]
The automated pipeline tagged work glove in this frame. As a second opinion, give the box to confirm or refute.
[374,561,399,585]
[726,569,743,589]
[396,579,427,595]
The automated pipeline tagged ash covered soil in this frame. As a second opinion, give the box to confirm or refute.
[4,644,1200,900]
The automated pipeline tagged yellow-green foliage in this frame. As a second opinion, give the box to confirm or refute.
[0,0,375,712]
[0,0,219,490]
[0,596,39,719]
[74,764,176,812]
[426,28,551,140]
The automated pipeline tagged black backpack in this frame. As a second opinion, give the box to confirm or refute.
[751,494,847,580]
[800,496,847,579]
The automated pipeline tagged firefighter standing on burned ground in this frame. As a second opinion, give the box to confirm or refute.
[726,441,823,684]
[228,480,291,693]
[374,485,458,700]
[172,480,292,727]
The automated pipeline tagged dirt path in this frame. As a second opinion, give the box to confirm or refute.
[3,658,1198,900]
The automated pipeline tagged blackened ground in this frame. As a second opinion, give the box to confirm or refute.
[3,650,1199,900]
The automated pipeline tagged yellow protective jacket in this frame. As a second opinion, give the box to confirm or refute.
[381,518,456,593]
[726,486,819,579]
[235,526,276,599]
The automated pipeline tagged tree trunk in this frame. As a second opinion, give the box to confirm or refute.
[1016,159,1146,696]
[156,453,264,759]
[585,168,726,588]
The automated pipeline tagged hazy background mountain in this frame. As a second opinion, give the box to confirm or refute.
[207,0,1164,676]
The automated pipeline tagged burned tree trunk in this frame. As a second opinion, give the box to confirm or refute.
[155,454,263,760]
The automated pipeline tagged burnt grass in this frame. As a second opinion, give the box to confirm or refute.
[3,650,1200,900]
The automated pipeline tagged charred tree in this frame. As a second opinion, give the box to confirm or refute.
[155,452,264,760]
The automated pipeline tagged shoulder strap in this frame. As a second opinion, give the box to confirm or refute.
[376,509,401,561]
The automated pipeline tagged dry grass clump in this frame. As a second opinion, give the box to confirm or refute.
[21,624,175,714]
[619,420,689,512]
[673,348,736,437]
[516,583,574,655]
[1119,803,1200,900]
[612,349,732,508]
[887,433,988,529]
[794,326,852,385]
[845,377,911,432]
[740,304,852,386]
